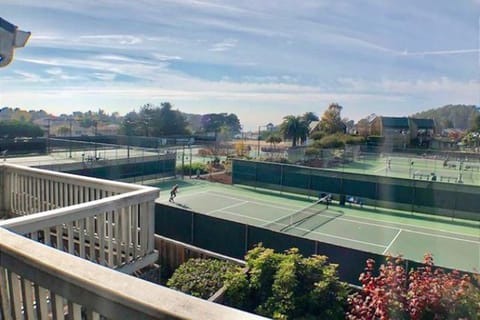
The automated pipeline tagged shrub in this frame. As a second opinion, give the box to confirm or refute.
[224,245,349,319]
[175,162,207,176]
[318,134,346,148]
[305,147,321,156]
[197,148,212,157]
[309,131,325,141]
[167,258,238,299]
[366,135,385,146]
[344,135,365,145]
[347,254,480,320]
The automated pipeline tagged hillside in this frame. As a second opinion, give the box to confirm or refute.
[411,104,478,131]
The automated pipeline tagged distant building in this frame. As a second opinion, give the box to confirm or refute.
[410,118,435,147]
[370,116,435,149]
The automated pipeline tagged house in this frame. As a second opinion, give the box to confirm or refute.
[410,118,435,147]
[369,116,435,150]
[370,116,410,149]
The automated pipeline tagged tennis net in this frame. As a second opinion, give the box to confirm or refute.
[265,195,332,232]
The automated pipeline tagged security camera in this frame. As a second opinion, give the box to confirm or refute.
[0,17,31,67]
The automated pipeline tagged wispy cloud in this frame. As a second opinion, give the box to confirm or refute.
[151,53,182,61]
[79,35,143,46]
[93,73,117,81]
[399,48,480,56]
[209,39,238,52]
[13,71,50,83]
[45,67,63,76]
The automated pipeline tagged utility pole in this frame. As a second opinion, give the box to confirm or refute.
[127,136,130,159]
[257,126,260,158]
[189,144,192,178]
[94,121,98,160]
[69,119,73,158]
[46,118,51,154]
[181,143,185,180]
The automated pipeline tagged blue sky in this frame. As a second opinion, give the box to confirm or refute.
[1,0,479,130]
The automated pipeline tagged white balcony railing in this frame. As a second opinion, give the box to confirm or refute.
[0,227,265,320]
[0,164,265,319]
[0,163,159,272]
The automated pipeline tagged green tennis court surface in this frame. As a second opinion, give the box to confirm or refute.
[154,179,480,273]
[331,153,480,185]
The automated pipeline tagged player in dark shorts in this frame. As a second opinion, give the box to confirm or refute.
[169,184,179,202]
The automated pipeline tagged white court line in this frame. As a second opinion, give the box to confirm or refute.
[335,216,406,231]
[156,190,209,203]
[335,214,480,244]
[167,188,480,248]
[383,229,403,254]
[220,209,387,249]
[209,190,306,212]
[212,193,480,247]
[373,165,388,173]
[207,201,249,216]
[296,226,387,248]
[220,210,275,224]
[402,229,480,245]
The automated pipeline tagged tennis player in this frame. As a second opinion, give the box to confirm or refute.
[169,184,179,202]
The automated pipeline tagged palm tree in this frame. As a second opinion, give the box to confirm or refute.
[280,115,309,147]
[301,112,319,125]
[266,134,282,149]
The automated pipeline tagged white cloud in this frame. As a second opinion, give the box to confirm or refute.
[209,39,238,52]
[13,71,50,83]
[45,67,63,75]
[151,53,182,61]
[79,35,142,46]
[93,73,117,81]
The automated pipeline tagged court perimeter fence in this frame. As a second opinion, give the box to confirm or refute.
[155,203,458,286]
[232,159,480,221]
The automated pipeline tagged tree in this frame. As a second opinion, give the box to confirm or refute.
[469,114,480,132]
[280,115,309,147]
[234,140,250,157]
[412,104,478,131]
[301,111,319,125]
[266,134,282,149]
[462,132,480,148]
[119,102,190,137]
[200,113,241,137]
[149,102,190,136]
[356,118,370,137]
[120,111,140,136]
[57,126,70,137]
[0,120,44,138]
[319,103,344,134]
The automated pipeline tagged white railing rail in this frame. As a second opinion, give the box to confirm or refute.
[2,163,144,216]
[0,166,4,212]
[0,228,266,320]
[0,163,159,270]
[0,189,157,270]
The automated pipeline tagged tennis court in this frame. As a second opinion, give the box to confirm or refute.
[155,180,480,273]
[335,153,480,185]
[5,147,161,167]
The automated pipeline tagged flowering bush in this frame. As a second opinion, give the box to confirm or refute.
[347,254,480,320]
